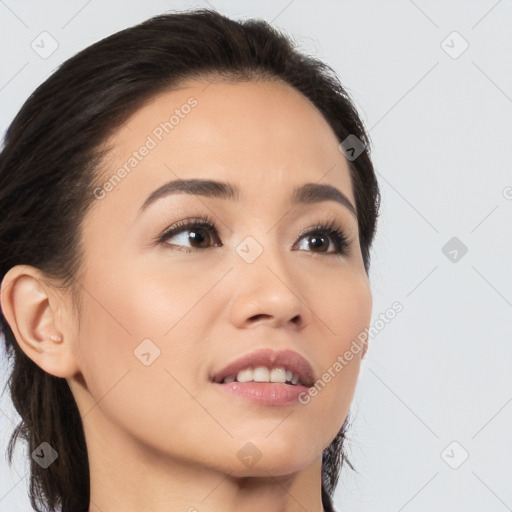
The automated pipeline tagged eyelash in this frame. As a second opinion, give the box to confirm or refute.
[157,214,351,258]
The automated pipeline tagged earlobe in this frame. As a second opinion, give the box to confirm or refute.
[0,265,80,378]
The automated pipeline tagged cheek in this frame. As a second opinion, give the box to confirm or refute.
[310,265,373,349]
[73,274,203,454]
[329,269,372,375]
[301,268,372,424]
[73,259,215,411]
[78,256,218,344]
[118,257,225,336]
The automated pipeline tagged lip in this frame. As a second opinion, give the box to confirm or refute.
[209,348,316,387]
[214,381,311,406]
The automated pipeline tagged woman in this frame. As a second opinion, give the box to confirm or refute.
[0,9,380,512]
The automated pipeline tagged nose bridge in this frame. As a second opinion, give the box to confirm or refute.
[235,221,293,287]
[228,226,307,328]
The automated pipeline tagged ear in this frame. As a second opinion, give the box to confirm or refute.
[0,265,80,379]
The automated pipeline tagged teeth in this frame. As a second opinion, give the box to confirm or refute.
[236,368,253,383]
[270,367,287,383]
[221,366,301,385]
[253,366,269,382]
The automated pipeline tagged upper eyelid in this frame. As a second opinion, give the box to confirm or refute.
[161,216,217,235]
[162,216,347,233]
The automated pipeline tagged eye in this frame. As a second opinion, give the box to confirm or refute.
[158,216,351,257]
[158,216,221,253]
[294,220,350,257]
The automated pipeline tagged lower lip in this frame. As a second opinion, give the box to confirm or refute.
[213,381,310,406]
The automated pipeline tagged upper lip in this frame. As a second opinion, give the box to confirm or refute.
[210,348,316,387]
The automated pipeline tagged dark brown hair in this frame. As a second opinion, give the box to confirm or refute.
[0,9,380,512]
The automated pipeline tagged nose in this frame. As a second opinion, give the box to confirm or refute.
[228,242,309,331]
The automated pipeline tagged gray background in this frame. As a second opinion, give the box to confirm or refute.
[1,1,511,510]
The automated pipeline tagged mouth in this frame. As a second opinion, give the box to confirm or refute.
[215,366,308,387]
[209,349,316,406]
[209,348,316,388]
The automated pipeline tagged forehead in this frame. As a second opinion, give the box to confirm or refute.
[94,78,355,216]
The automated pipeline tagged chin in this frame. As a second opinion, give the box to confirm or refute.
[222,456,316,479]
[223,435,322,478]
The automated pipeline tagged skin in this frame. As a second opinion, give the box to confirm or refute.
[1,78,372,512]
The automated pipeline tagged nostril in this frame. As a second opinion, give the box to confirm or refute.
[249,314,270,322]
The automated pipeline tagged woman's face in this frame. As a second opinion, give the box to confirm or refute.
[68,78,372,478]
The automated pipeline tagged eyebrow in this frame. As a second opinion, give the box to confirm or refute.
[138,178,357,218]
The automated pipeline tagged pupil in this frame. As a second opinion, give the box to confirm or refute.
[310,235,327,251]
[190,230,206,246]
